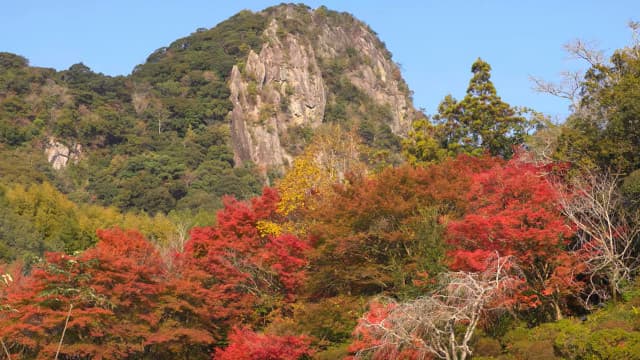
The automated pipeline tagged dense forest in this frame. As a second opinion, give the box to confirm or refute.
[1,4,640,360]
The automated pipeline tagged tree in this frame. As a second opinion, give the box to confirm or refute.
[556,171,640,303]
[0,186,41,263]
[276,125,367,219]
[4,182,84,253]
[305,155,498,299]
[351,256,519,360]
[0,229,216,359]
[276,150,325,217]
[406,59,538,163]
[402,116,448,165]
[213,327,313,360]
[179,187,310,329]
[446,155,579,319]
[534,23,640,173]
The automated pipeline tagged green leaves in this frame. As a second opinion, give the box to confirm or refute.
[555,41,640,173]
[405,58,539,164]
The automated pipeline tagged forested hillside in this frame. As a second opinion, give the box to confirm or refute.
[0,3,413,264]
[1,4,640,360]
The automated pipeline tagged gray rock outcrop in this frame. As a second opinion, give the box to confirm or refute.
[229,5,415,173]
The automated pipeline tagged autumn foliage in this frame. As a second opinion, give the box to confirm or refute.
[0,156,607,358]
[348,301,423,360]
[0,188,310,359]
[213,327,313,360]
[446,156,581,315]
[305,155,498,298]
[180,188,309,320]
[0,228,215,358]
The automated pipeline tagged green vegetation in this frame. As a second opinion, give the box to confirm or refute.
[404,58,540,164]
[2,4,640,360]
[0,11,268,219]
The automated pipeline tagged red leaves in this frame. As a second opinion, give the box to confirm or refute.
[446,156,580,312]
[348,301,424,360]
[447,157,573,265]
[213,327,314,360]
[348,301,392,357]
[0,228,218,358]
[180,187,310,324]
[266,233,309,294]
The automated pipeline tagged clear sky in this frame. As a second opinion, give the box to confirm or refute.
[1,1,638,121]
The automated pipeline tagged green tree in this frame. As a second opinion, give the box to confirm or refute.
[406,59,538,164]
[553,28,640,173]
[0,187,41,263]
[402,117,448,165]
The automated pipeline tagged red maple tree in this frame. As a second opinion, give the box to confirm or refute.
[213,327,313,360]
[178,187,310,329]
[446,156,581,317]
[0,228,216,359]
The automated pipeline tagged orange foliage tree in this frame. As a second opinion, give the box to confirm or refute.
[0,228,215,359]
[305,155,497,298]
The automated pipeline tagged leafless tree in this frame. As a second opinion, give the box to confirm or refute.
[556,171,640,303]
[530,70,584,111]
[530,38,608,116]
[355,255,519,360]
[532,21,640,115]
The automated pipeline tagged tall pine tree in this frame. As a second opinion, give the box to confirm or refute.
[404,58,538,164]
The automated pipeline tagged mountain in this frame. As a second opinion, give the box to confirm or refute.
[226,5,414,171]
[0,3,417,215]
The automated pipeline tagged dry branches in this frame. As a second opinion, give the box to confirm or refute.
[355,255,520,360]
[556,171,640,303]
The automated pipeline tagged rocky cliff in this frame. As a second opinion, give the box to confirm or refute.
[0,4,418,215]
[229,5,415,173]
[44,137,82,170]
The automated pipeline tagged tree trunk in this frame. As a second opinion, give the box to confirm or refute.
[611,270,619,304]
[55,303,73,360]
[553,300,563,320]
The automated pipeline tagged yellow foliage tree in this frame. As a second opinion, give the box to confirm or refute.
[276,125,367,218]
[5,182,81,251]
[4,182,192,255]
[276,153,323,216]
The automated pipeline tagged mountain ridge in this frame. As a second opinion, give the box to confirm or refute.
[0,3,417,214]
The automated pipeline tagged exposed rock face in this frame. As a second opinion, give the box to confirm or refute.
[229,18,325,172]
[315,16,412,135]
[45,138,81,170]
[229,5,415,173]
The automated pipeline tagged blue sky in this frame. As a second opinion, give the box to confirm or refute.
[1,1,638,120]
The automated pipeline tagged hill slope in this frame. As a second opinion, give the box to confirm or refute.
[0,3,416,215]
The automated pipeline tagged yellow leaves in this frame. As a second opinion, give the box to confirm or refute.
[276,154,322,216]
[3,182,197,250]
[5,182,78,240]
[6,182,76,218]
[276,124,367,217]
[256,220,283,237]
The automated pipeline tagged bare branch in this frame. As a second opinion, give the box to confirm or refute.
[629,20,640,54]
[564,39,605,67]
[355,255,521,360]
[554,171,640,303]
[530,72,580,105]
